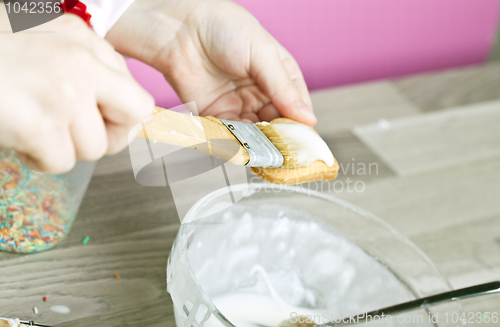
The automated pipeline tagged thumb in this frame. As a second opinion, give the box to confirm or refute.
[250,45,317,125]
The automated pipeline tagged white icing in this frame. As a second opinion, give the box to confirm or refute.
[2,318,26,327]
[213,292,322,327]
[212,265,322,327]
[377,119,391,130]
[272,123,334,167]
[50,305,71,314]
[186,204,415,327]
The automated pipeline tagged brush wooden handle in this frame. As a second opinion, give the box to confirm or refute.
[136,107,250,165]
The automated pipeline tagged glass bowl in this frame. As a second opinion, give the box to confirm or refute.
[167,183,465,327]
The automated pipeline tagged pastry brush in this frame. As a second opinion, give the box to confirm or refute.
[137,107,339,184]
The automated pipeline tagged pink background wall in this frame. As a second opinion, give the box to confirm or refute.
[127,0,500,109]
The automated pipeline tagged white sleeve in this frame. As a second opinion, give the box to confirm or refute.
[80,0,135,37]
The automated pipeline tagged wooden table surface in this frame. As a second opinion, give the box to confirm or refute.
[1,63,500,326]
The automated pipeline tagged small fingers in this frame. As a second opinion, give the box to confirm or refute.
[239,111,260,123]
[19,126,76,174]
[257,103,281,122]
[277,44,313,109]
[104,122,130,155]
[94,62,155,153]
[70,102,108,161]
[212,110,242,121]
[75,32,154,155]
[250,40,316,125]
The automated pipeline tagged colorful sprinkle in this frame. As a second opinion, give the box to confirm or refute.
[114,273,120,279]
[81,236,90,245]
[0,148,76,253]
[33,307,38,315]
[43,296,47,302]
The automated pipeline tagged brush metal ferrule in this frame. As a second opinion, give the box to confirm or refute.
[220,119,284,168]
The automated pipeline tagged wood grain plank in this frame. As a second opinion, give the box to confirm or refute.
[411,214,500,281]
[322,131,396,184]
[59,170,178,249]
[353,100,500,176]
[0,235,177,327]
[393,63,500,112]
[93,148,132,177]
[330,156,500,238]
[311,81,420,135]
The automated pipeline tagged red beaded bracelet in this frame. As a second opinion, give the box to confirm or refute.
[60,0,92,27]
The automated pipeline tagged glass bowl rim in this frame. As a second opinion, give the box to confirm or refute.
[172,183,456,325]
[183,182,447,282]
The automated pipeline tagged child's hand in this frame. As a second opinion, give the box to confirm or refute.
[106,0,316,125]
[0,14,154,174]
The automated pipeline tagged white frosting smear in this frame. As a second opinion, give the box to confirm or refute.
[212,265,322,327]
[213,292,322,327]
[1,318,27,327]
[50,305,71,314]
[272,123,334,167]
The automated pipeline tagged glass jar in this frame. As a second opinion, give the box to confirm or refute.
[0,147,95,253]
[167,183,466,327]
